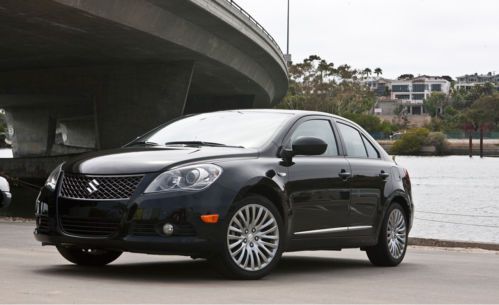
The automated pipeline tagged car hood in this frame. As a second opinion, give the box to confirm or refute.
[62,147,259,175]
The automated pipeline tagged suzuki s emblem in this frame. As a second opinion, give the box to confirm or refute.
[86,179,100,195]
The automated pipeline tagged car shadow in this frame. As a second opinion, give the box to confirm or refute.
[32,254,402,283]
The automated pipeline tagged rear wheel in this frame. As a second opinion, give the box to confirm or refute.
[366,203,408,266]
[211,195,284,280]
[56,246,122,266]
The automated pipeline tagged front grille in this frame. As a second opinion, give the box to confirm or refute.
[60,216,120,237]
[60,174,143,200]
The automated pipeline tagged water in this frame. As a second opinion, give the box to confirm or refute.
[396,156,499,244]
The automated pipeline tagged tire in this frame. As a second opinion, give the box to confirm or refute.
[210,195,284,280]
[366,203,408,266]
[56,246,122,266]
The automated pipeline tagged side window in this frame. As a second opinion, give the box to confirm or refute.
[337,123,367,158]
[289,120,338,157]
[362,135,380,159]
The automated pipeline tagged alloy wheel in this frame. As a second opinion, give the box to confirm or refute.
[227,204,280,272]
[386,208,407,259]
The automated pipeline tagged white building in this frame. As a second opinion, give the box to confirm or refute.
[389,76,451,115]
[367,76,451,117]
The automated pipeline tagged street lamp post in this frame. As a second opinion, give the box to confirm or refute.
[284,0,292,65]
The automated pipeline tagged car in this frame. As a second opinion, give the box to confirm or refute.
[34,109,413,280]
[390,132,405,140]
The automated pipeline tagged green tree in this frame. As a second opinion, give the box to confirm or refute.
[398,74,414,80]
[374,68,383,77]
[424,92,447,117]
[343,113,397,136]
[276,55,376,116]
[362,68,372,78]
[464,93,499,129]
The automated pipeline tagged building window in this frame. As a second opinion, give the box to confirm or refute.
[412,94,425,100]
[392,85,409,92]
[412,84,426,92]
[395,94,410,99]
[431,84,442,92]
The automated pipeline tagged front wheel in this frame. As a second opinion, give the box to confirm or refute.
[210,195,284,280]
[56,246,122,266]
[366,203,408,266]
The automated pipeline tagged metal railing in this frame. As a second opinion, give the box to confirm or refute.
[223,0,285,59]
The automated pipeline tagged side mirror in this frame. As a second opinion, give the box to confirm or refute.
[0,177,12,209]
[293,136,328,156]
[281,137,328,163]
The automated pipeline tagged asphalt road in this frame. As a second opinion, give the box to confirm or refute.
[1,221,498,304]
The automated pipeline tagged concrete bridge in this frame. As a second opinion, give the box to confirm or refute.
[0,0,288,157]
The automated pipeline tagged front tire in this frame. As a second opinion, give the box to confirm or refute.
[56,246,122,266]
[366,203,408,266]
[211,195,284,280]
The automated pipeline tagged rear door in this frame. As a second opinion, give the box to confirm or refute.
[285,117,351,237]
[336,121,391,235]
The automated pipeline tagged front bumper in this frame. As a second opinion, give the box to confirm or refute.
[34,178,238,256]
[34,232,211,256]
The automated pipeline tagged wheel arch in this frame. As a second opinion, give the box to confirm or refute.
[233,178,289,225]
[385,191,413,230]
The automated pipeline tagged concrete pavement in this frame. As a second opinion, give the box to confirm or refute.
[0,221,498,304]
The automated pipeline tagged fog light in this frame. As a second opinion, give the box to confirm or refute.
[162,223,174,236]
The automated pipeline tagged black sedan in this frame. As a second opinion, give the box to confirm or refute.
[35,110,413,279]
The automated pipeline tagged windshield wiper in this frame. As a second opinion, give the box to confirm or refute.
[127,141,161,147]
[164,141,244,148]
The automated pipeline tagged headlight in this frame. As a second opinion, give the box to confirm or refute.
[45,163,63,191]
[144,164,223,194]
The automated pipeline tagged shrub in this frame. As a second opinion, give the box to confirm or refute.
[425,132,449,155]
[391,128,430,155]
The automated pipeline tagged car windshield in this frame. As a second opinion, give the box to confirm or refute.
[132,111,293,149]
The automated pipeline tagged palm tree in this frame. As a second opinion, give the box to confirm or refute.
[374,67,383,77]
[363,68,372,78]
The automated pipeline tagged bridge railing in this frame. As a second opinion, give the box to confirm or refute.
[223,0,285,60]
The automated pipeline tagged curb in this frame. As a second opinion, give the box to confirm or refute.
[409,237,499,251]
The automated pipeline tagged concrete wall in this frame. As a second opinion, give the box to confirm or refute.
[0,62,196,154]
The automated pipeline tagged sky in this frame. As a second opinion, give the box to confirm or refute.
[235,0,499,79]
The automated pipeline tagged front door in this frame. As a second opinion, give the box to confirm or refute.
[285,118,351,237]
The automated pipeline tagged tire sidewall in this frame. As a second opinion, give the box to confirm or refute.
[380,203,408,265]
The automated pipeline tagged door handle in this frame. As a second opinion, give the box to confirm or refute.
[338,170,351,180]
[379,170,390,179]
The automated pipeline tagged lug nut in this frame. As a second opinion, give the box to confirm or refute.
[245,229,249,234]
[243,239,247,243]
[255,236,259,241]
[252,228,256,233]
[250,243,254,247]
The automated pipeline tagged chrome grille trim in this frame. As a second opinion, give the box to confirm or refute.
[59,173,143,200]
